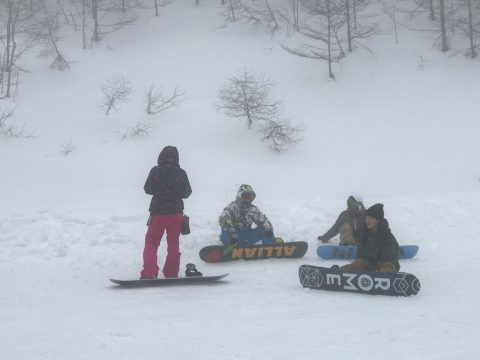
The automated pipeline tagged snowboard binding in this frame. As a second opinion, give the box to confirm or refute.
[185,263,203,277]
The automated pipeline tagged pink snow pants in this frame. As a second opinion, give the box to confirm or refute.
[141,213,183,279]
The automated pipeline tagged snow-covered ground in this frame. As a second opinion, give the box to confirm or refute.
[1,1,480,359]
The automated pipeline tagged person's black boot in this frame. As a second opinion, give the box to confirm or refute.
[185,263,203,277]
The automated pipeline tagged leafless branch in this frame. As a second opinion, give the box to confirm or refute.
[0,106,34,138]
[144,84,185,115]
[100,75,133,115]
[121,121,157,140]
[60,138,77,156]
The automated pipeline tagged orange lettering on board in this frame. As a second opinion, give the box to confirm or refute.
[245,247,257,257]
[232,248,243,259]
[274,246,283,257]
[265,247,273,257]
[283,246,296,256]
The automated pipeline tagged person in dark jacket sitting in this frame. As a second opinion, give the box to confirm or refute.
[318,195,366,245]
[340,203,400,273]
[140,146,192,279]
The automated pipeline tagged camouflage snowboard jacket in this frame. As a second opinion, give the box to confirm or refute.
[219,185,273,235]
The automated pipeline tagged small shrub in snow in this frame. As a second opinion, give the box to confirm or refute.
[100,75,134,115]
[60,139,76,156]
[0,106,34,138]
[217,69,303,152]
[144,84,184,115]
[121,122,157,140]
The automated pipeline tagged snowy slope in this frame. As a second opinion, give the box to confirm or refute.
[1,1,480,359]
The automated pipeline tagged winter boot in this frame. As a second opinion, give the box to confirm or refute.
[185,263,203,277]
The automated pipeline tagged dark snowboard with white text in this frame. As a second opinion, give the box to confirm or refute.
[299,264,420,296]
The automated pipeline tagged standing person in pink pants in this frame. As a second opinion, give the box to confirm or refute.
[140,146,192,279]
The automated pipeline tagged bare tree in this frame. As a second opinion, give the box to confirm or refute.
[410,0,480,57]
[217,69,303,151]
[282,0,348,80]
[466,0,479,57]
[144,84,184,115]
[36,1,71,70]
[345,0,353,51]
[0,105,33,138]
[152,0,171,16]
[217,70,279,128]
[277,0,301,34]
[92,0,137,43]
[350,0,370,30]
[382,0,399,44]
[282,0,375,79]
[291,0,300,31]
[100,75,133,115]
[220,0,243,22]
[61,0,89,49]
[234,0,282,33]
[0,105,16,132]
[0,0,39,98]
[410,0,457,52]
[428,0,436,20]
[439,0,449,51]
[134,0,172,17]
[455,0,480,58]
[61,0,137,47]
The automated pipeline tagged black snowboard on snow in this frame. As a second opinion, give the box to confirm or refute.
[299,264,420,297]
[199,241,308,263]
[110,274,229,287]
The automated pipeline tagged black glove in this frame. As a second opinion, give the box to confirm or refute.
[265,230,274,238]
[318,235,329,243]
[230,232,239,246]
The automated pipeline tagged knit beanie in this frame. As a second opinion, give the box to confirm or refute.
[365,203,384,220]
[347,194,363,208]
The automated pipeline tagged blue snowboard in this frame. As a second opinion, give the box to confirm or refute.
[299,264,421,296]
[317,245,419,260]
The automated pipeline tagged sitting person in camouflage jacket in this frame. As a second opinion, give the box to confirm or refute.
[340,203,400,273]
[219,184,275,246]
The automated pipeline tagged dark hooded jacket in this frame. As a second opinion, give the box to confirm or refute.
[144,146,192,215]
[357,219,400,271]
